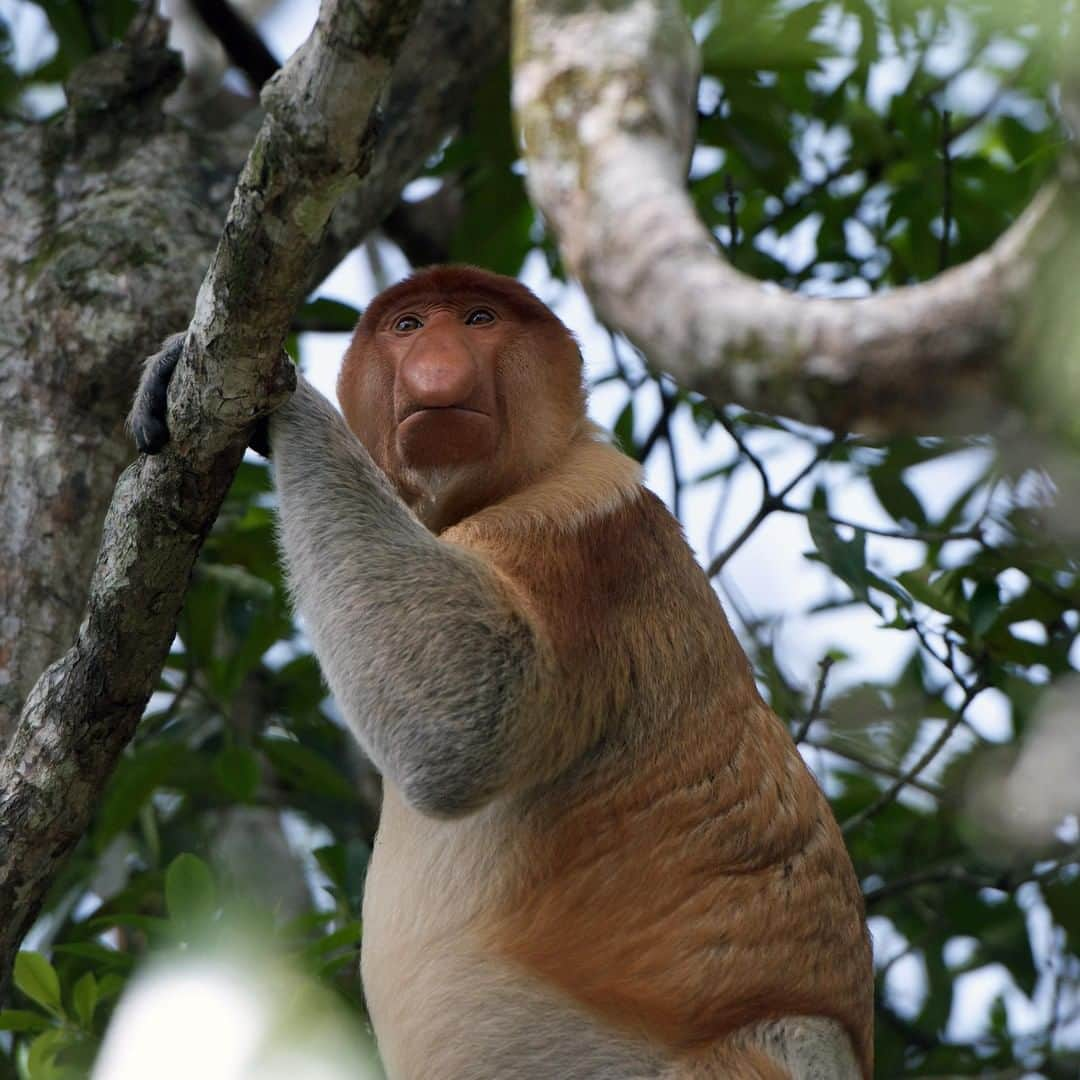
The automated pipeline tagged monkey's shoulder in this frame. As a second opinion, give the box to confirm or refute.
[444,444,713,615]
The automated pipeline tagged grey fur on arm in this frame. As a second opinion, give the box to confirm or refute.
[270,377,539,817]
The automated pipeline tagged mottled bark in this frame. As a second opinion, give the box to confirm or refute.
[0,30,245,744]
[513,0,1075,434]
[0,0,421,984]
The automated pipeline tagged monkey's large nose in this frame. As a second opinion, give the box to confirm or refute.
[399,332,478,409]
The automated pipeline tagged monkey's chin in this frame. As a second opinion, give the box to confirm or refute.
[398,459,499,532]
[397,408,498,470]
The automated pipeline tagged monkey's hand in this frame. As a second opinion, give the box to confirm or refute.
[129,333,185,455]
[128,333,272,457]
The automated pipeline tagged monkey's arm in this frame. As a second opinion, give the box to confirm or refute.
[271,377,549,817]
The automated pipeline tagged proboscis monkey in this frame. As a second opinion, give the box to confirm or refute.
[131,266,873,1079]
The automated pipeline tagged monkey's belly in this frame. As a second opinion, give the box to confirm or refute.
[362,940,666,1079]
[361,787,665,1080]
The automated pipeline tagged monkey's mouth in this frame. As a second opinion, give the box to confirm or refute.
[396,407,498,468]
[398,405,490,424]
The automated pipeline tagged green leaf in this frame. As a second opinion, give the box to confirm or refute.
[26,1026,68,1079]
[304,922,363,960]
[294,297,361,332]
[165,854,217,929]
[613,400,636,457]
[0,1010,52,1033]
[213,745,260,802]
[93,741,194,851]
[260,736,358,803]
[51,943,133,972]
[313,840,370,909]
[969,580,1001,638]
[446,60,532,274]
[71,972,97,1030]
[200,563,275,602]
[806,515,873,603]
[869,467,926,527]
[227,460,274,500]
[14,953,62,1017]
[96,973,127,1003]
[1043,878,1080,945]
[896,568,965,619]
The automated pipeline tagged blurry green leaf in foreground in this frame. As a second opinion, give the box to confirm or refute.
[91,950,382,1080]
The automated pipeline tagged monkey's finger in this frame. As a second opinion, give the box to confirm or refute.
[248,416,272,459]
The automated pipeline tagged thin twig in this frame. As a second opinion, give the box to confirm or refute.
[707,438,838,577]
[660,384,683,519]
[866,842,1080,906]
[784,505,983,545]
[792,655,833,743]
[940,109,953,271]
[724,173,739,251]
[842,675,986,835]
[603,329,646,392]
[803,737,941,797]
[863,863,1008,906]
[191,0,280,90]
[715,409,771,492]
[636,380,679,463]
[75,0,106,51]
[758,53,1026,242]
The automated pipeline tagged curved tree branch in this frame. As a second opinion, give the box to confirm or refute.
[0,0,421,986]
[513,0,1075,433]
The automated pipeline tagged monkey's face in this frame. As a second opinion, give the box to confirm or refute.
[338,268,585,528]
[382,299,504,471]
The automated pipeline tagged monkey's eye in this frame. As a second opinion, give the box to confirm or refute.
[465,308,496,326]
[393,314,423,333]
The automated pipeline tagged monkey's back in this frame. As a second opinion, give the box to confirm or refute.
[475,480,874,1075]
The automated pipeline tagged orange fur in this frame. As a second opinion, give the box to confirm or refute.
[453,471,873,1077]
[338,267,873,1078]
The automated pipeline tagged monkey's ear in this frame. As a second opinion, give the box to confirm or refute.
[129,333,185,454]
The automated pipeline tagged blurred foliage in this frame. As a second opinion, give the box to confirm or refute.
[1,0,1079,1077]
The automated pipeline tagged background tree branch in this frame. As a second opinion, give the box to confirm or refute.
[0,0,421,988]
[189,0,280,91]
[513,0,1076,434]
[0,20,243,747]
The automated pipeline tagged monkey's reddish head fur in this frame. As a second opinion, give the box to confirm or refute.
[338,266,587,530]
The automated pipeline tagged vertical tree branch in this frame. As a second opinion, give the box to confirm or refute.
[190,0,280,90]
[0,0,422,987]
